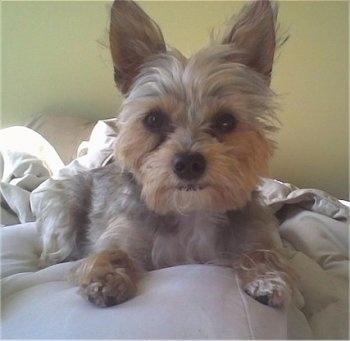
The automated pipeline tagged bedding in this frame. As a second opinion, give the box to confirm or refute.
[27,113,96,165]
[1,118,349,339]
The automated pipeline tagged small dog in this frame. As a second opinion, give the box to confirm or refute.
[37,0,295,308]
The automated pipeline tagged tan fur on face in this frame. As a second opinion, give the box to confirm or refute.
[114,49,277,215]
[115,97,274,214]
[138,123,273,214]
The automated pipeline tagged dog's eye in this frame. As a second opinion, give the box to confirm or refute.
[144,111,168,132]
[212,113,237,134]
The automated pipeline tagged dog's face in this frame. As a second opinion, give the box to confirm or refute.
[111,0,279,215]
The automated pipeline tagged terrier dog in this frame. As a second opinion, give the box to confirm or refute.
[37,0,295,308]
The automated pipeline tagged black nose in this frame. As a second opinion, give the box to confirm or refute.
[172,152,206,181]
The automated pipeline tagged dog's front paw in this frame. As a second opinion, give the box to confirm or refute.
[80,268,136,307]
[234,250,295,308]
[244,275,291,308]
[71,250,138,307]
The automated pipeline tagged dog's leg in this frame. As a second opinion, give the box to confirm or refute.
[35,172,93,267]
[234,249,294,308]
[71,250,139,307]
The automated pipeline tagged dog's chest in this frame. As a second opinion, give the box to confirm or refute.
[151,213,227,269]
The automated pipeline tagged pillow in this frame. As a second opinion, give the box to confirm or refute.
[1,223,295,339]
[27,114,96,164]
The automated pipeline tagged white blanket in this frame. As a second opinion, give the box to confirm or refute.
[0,120,115,226]
[0,126,64,226]
[0,120,349,339]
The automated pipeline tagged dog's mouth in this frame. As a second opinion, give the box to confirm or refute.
[177,184,204,192]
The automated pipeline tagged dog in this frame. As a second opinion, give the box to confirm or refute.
[37,0,295,308]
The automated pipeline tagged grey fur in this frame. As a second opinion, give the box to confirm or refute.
[36,0,294,308]
[39,162,279,271]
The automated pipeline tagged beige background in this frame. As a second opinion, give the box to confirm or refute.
[2,1,348,199]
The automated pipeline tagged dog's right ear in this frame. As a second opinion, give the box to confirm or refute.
[110,0,166,95]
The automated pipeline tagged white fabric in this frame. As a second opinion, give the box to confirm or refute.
[29,119,117,219]
[260,178,349,221]
[1,223,293,340]
[279,211,349,339]
[27,114,97,164]
[0,126,64,226]
[0,120,116,226]
[1,205,348,339]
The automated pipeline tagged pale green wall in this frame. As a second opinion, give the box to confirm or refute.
[2,1,121,125]
[2,1,348,199]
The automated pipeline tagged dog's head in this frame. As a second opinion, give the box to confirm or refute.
[111,0,280,215]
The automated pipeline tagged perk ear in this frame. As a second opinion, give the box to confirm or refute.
[222,0,277,83]
[109,0,166,94]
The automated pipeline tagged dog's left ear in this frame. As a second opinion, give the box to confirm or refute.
[109,0,166,95]
[222,0,277,83]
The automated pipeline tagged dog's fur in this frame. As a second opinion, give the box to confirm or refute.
[37,0,295,308]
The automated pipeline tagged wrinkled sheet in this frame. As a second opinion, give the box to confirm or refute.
[0,119,349,339]
[0,126,64,226]
[0,120,116,226]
